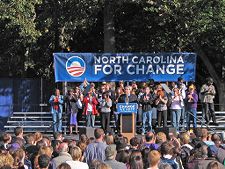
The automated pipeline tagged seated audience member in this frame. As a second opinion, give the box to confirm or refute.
[148,150,161,169]
[66,146,88,169]
[104,144,126,169]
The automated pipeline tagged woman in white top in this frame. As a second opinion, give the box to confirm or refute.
[66,146,89,169]
[170,88,183,132]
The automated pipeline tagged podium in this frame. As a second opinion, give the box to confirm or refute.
[117,103,137,141]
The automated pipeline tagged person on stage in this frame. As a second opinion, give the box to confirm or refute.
[83,89,99,128]
[185,85,198,130]
[65,89,79,134]
[100,92,112,134]
[155,87,168,127]
[49,89,64,133]
[170,88,183,132]
[139,86,154,135]
[117,85,137,132]
[200,77,217,125]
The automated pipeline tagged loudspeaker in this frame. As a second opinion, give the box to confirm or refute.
[79,127,95,138]
[155,127,176,139]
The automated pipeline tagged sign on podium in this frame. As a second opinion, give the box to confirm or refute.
[117,103,138,141]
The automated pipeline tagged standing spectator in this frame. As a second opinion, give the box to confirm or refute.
[200,77,217,125]
[84,128,107,165]
[49,89,64,133]
[128,150,144,169]
[148,150,161,169]
[2,133,12,150]
[177,77,187,129]
[38,154,51,169]
[83,91,99,128]
[104,144,127,169]
[65,89,79,134]
[52,142,72,169]
[100,92,112,134]
[11,127,26,147]
[155,89,168,127]
[140,86,154,135]
[160,142,179,169]
[170,88,183,132]
[185,85,198,130]
[66,146,88,169]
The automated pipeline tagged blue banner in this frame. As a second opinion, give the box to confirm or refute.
[53,53,196,82]
[117,103,138,114]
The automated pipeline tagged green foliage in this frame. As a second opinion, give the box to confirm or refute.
[0,0,224,81]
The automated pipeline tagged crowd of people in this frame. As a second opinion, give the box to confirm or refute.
[1,126,225,169]
[49,77,217,135]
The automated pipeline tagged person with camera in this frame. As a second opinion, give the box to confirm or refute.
[49,89,64,133]
[100,92,112,134]
[200,77,217,126]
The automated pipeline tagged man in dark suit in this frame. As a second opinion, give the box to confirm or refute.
[117,86,137,133]
[118,86,137,103]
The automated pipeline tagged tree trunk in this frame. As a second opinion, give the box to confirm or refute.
[104,0,115,52]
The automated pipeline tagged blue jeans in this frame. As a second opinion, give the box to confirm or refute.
[142,110,152,133]
[186,108,197,130]
[52,111,62,132]
[171,109,181,131]
[86,111,95,127]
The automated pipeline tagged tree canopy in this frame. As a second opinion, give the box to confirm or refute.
[0,0,224,83]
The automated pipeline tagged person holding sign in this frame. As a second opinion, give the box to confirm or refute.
[49,89,64,133]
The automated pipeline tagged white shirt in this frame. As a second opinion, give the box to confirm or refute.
[66,160,89,169]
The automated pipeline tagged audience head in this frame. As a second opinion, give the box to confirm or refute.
[57,163,71,169]
[148,150,161,168]
[14,127,23,137]
[58,142,69,153]
[129,150,143,169]
[2,133,11,144]
[38,154,50,169]
[105,134,114,145]
[130,137,139,147]
[69,146,82,161]
[156,132,167,144]
[145,132,155,142]
[105,144,117,160]
[160,142,174,156]
[94,128,105,140]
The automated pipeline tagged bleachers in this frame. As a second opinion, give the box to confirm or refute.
[4,111,115,135]
[4,111,225,135]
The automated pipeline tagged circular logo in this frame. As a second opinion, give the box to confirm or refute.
[66,56,86,77]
